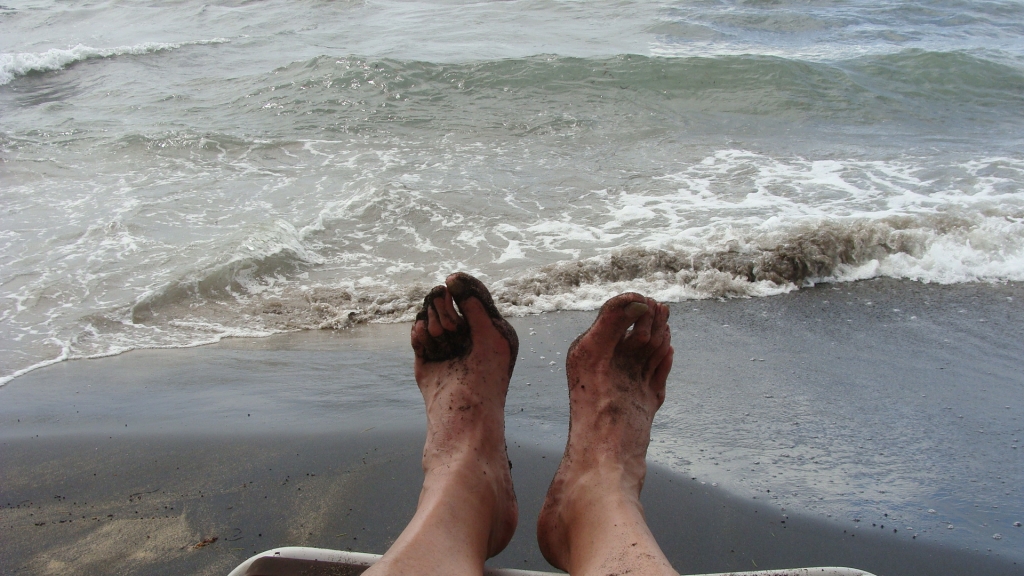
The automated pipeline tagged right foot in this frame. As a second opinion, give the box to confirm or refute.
[537,293,674,572]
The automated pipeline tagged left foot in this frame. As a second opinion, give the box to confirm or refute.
[537,293,674,574]
[410,272,520,557]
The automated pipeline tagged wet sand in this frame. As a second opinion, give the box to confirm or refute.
[2,279,1023,575]
[1,432,1020,576]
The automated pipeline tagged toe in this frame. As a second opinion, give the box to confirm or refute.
[436,290,462,331]
[446,272,502,336]
[427,303,444,337]
[653,302,669,332]
[645,327,672,380]
[446,272,519,374]
[588,293,649,348]
[651,346,673,404]
[414,284,473,363]
[648,303,670,349]
[625,297,656,345]
[456,296,496,338]
[411,317,429,358]
[419,285,449,337]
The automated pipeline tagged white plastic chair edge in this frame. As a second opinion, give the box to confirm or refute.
[226,547,876,576]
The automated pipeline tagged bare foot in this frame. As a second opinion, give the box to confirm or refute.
[537,293,675,575]
[409,272,519,558]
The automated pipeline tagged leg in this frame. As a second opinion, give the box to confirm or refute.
[364,273,519,576]
[537,293,676,576]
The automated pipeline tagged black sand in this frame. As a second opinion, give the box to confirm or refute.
[2,279,1023,575]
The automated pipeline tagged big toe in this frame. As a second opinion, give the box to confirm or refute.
[445,272,519,368]
[445,272,502,334]
[447,271,501,315]
[584,292,650,348]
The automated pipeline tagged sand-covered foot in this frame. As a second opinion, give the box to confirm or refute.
[537,293,674,574]
[409,272,520,557]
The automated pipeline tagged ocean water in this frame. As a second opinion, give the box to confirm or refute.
[3,0,1024,384]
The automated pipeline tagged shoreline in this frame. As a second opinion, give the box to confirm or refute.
[2,279,1023,575]
[4,275,1023,390]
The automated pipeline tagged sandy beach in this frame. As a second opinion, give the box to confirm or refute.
[2,279,1023,576]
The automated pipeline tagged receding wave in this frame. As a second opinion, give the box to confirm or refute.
[0,39,229,85]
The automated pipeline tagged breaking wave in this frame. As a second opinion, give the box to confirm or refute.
[130,220,323,324]
[0,38,229,85]
[122,213,1024,336]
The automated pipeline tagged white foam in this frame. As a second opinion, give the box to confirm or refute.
[648,39,887,62]
[495,238,526,263]
[872,219,1024,284]
[497,272,796,318]
[0,39,229,85]
[239,220,324,267]
[0,339,69,388]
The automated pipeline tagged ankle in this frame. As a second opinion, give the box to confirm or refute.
[538,467,646,570]
[423,442,505,478]
[568,464,644,510]
[562,445,647,488]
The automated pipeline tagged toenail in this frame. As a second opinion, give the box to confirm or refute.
[625,302,649,317]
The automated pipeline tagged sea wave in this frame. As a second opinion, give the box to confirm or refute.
[231,50,1024,132]
[130,220,323,324]
[0,38,229,85]
[495,214,1024,312]
[122,213,1024,335]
